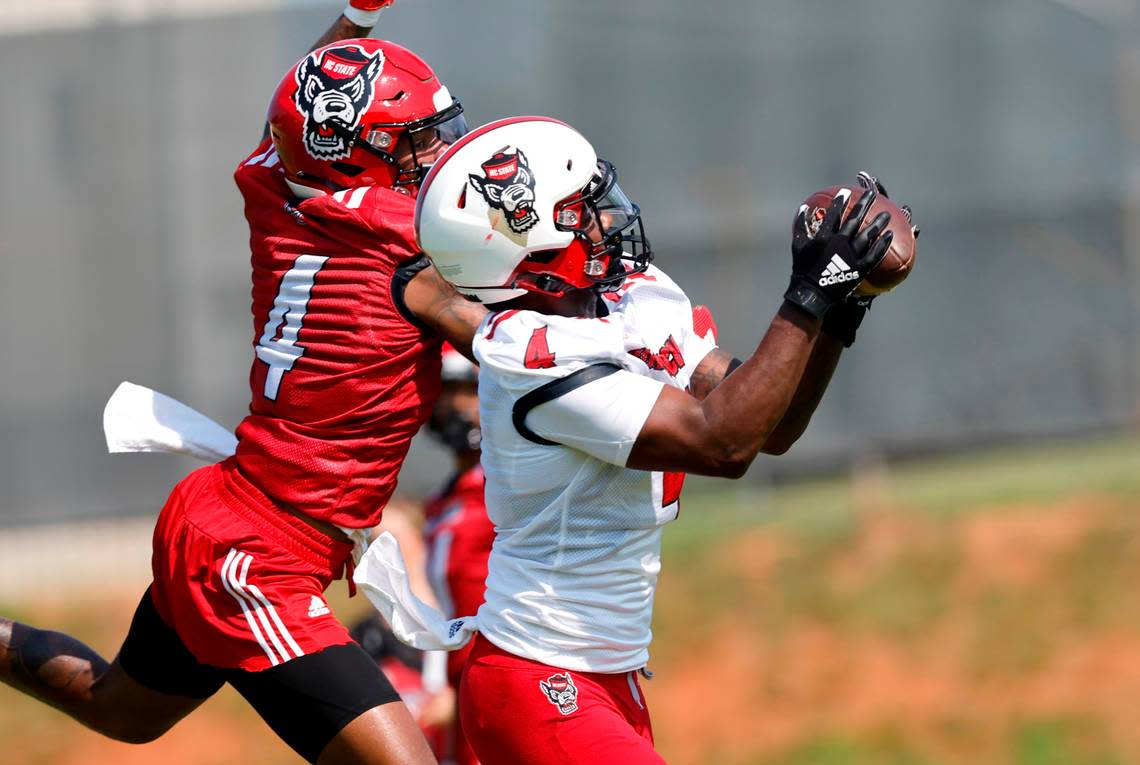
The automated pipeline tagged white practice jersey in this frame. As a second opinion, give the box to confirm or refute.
[472,265,717,673]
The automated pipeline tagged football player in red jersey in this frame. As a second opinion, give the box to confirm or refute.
[0,4,485,764]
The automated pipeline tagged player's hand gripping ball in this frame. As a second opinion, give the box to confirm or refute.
[800,175,918,295]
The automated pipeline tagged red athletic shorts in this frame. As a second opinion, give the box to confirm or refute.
[149,460,356,671]
[459,635,664,765]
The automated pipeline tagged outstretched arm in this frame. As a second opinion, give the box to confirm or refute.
[628,303,821,476]
[684,333,842,456]
[760,333,843,454]
[308,1,391,53]
[627,188,894,477]
[759,172,921,454]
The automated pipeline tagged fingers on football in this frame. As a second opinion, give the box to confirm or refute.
[820,190,850,237]
[857,170,888,198]
[899,204,921,240]
[839,187,876,238]
[852,210,891,255]
[863,229,894,271]
[793,205,809,240]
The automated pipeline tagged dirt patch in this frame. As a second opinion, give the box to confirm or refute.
[4,494,1140,764]
[649,493,1140,765]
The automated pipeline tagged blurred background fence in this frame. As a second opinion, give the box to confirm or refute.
[2,0,1139,526]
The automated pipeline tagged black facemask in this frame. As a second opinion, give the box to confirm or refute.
[428,411,481,454]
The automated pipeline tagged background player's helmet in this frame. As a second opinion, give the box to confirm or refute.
[268,39,467,194]
[428,343,480,453]
[439,342,478,384]
[414,116,652,304]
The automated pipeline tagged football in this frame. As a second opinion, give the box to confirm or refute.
[801,184,917,295]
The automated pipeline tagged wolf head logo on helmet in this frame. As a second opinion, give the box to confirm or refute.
[539,673,579,715]
[415,117,652,304]
[293,45,385,161]
[270,39,468,193]
[467,149,539,235]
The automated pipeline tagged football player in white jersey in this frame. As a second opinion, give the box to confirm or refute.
[409,116,903,764]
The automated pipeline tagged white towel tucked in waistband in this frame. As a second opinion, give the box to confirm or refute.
[103,381,237,462]
[100,380,374,561]
[354,531,478,651]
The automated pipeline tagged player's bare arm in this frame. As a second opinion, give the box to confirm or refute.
[686,347,738,402]
[404,265,488,361]
[261,0,389,137]
[309,12,376,53]
[688,176,919,450]
[686,331,842,454]
[311,0,398,54]
[760,334,844,454]
[762,176,919,454]
[628,302,821,475]
[687,332,844,456]
[628,188,894,476]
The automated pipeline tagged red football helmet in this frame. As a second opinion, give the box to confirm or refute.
[268,38,467,194]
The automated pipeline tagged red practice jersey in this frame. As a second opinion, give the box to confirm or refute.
[232,139,442,529]
[423,464,494,685]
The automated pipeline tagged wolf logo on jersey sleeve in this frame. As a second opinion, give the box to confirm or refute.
[606,265,718,391]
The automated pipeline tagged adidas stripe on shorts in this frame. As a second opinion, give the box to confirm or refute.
[149,461,357,671]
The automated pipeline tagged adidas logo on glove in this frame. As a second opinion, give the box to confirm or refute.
[818,254,860,286]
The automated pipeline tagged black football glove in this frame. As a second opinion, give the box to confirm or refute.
[820,172,922,347]
[784,187,893,320]
[821,293,874,347]
[858,170,920,241]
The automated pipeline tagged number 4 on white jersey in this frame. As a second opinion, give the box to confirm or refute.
[256,254,329,400]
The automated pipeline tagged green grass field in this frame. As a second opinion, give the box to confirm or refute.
[3,433,1140,764]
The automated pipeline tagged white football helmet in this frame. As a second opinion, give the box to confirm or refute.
[414,116,651,304]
